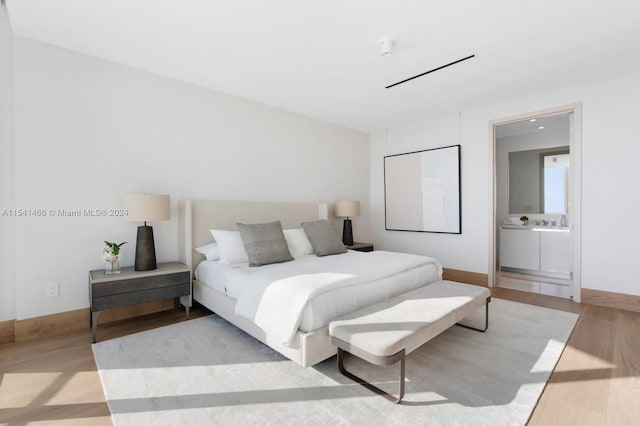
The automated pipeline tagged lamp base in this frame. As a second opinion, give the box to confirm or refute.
[135,225,157,271]
[342,218,354,246]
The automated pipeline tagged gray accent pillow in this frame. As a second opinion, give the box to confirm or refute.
[237,221,294,267]
[301,220,347,256]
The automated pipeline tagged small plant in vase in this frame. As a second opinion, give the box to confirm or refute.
[103,241,127,274]
[519,215,529,226]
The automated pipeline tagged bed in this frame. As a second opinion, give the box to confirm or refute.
[179,200,442,367]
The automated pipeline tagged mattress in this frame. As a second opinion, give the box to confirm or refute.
[195,250,441,337]
[195,260,237,294]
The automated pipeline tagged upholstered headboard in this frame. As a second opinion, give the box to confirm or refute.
[179,199,328,271]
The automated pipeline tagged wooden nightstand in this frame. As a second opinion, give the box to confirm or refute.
[346,242,374,252]
[89,262,191,342]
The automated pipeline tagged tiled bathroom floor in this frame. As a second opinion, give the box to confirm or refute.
[496,270,573,299]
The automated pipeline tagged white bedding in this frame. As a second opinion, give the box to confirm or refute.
[196,250,441,345]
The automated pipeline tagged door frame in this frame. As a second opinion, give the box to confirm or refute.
[488,103,582,302]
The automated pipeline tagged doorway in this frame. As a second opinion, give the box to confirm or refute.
[490,104,582,301]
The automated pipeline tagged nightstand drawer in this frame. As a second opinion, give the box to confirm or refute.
[92,282,190,311]
[92,271,190,298]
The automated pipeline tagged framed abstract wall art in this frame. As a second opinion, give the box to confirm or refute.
[384,145,461,234]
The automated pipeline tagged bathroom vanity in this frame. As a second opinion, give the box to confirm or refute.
[499,225,571,279]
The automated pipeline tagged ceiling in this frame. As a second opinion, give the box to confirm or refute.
[496,112,571,139]
[6,0,640,133]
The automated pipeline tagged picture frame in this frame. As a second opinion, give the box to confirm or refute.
[384,145,461,234]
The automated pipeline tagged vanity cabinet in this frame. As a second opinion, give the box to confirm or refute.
[500,227,571,278]
[500,229,540,270]
[539,231,571,274]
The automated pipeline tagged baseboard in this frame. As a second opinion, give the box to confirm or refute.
[442,268,489,287]
[14,308,87,341]
[12,299,177,341]
[0,319,15,344]
[582,288,640,313]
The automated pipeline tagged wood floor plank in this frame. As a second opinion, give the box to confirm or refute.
[607,309,640,425]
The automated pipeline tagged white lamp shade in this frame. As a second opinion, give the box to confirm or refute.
[334,200,360,218]
[123,194,170,222]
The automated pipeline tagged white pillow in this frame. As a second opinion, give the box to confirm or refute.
[209,229,249,264]
[195,242,220,261]
[284,228,314,258]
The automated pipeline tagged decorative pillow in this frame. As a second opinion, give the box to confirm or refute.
[195,242,220,261]
[237,221,294,267]
[301,219,347,256]
[283,228,314,258]
[209,229,249,264]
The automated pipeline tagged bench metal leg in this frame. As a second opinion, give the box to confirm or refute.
[456,296,491,332]
[337,347,406,404]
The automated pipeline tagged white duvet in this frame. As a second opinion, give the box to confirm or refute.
[226,250,441,345]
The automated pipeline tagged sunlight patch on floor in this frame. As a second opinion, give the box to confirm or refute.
[0,371,105,411]
[530,339,567,373]
[44,371,106,405]
[0,372,62,407]
[554,346,616,372]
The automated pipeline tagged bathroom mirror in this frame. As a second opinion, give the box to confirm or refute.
[508,148,569,214]
[496,111,571,216]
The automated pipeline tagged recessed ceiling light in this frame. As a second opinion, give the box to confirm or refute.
[538,126,545,130]
[530,118,537,122]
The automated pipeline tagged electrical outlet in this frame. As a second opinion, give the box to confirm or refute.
[46,282,59,298]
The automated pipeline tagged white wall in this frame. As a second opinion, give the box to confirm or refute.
[10,37,370,320]
[371,114,488,273]
[0,5,16,322]
[371,69,640,296]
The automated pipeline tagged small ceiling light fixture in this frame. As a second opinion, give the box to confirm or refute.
[538,126,545,130]
[529,118,537,122]
[381,38,394,56]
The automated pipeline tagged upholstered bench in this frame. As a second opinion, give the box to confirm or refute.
[329,280,491,403]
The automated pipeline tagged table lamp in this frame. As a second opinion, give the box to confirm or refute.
[334,200,360,246]
[123,194,170,271]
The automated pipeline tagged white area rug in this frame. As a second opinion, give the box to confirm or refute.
[92,299,578,425]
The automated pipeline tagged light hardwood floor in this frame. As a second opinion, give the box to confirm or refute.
[1,293,638,425]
